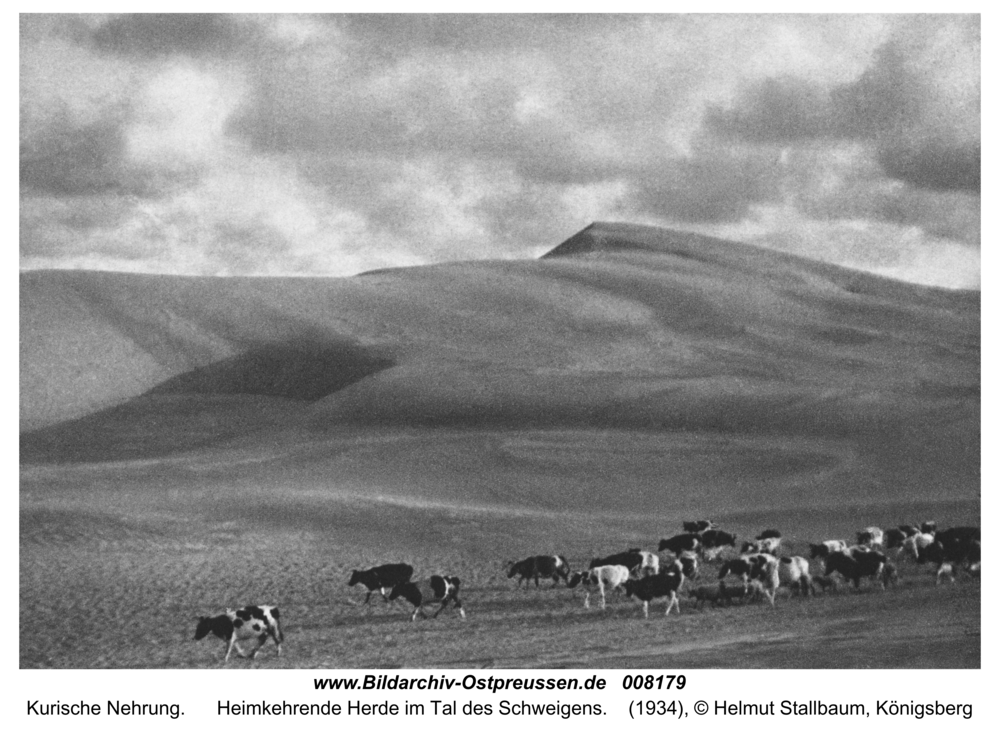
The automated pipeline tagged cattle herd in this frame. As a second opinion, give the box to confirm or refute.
[194,519,980,663]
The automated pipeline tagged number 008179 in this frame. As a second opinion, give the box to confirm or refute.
[621,674,686,690]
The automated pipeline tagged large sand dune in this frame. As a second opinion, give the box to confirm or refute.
[21,222,979,505]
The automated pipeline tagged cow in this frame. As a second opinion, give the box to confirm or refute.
[194,605,283,663]
[623,560,687,618]
[898,524,922,538]
[698,530,737,560]
[902,532,936,562]
[810,575,839,594]
[682,520,717,533]
[678,551,700,581]
[658,534,701,555]
[348,563,414,606]
[589,549,658,577]
[918,529,980,584]
[757,529,782,540]
[824,549,887,589]
[884,528,908,551]
[857,526,884,548]
[778,556,812,596]
[809,540,849,559]
[749,555,782,606]
[388,576,465,621]
[920,521,938,535]
[505,555,571,587]
[567,565,631,609]
[741,537,781,555]
[718,553,773,592]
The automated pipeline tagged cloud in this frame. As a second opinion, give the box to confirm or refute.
[19,14,979,289]
[90,13,260,59]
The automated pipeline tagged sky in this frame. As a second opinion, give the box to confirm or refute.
[19,14,981,288]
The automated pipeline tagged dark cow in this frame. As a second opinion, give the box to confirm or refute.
[589,549,658,576]
[195,605,283,663]
[388,576,465,621]
[505,555,570,587]
[918,527,980,584]
[884,528,908,550]
[348,563,414,605]
[700,529,737,549]
[658,534,701,555]
[682,520,717,533]
[623,560,687,618]
[824,549,887,589]
[757,529,782,540]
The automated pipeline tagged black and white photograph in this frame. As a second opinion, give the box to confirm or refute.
[20,13,980,672]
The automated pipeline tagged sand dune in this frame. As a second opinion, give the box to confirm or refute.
[20,221,978,504]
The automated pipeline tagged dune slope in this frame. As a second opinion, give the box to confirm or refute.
[20,222,979,506]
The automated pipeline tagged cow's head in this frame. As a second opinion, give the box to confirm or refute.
[347,570,363,587]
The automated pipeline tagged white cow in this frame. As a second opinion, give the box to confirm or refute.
[567,565,631,609]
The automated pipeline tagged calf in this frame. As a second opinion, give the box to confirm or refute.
[348,563,414,606]
[624,560,686,618]
[687,583,727,608]
[505,555,571,587]
[810,575,839,594]
[658,534,701,555]
[195,605,283,663]
[824,549,887,589]
[567,565,631,609]
[388,576,465,621]
[902,532,936,562]
[718,555,769,592]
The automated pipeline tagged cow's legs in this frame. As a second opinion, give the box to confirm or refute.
[642,601,649,619]
[225,636,245,662]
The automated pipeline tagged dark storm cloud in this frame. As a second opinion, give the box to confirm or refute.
[90,13,259,59]
[704,19,979,195]
[706,77,837,143]
[20,105,202,200]
[877,138,980,194]
[20,108,128,197]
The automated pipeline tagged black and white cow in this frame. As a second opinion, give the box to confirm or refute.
[505,555,571,587]
[388,576,465,621]
[682,520,717,533]
[658,534,702,555]
[918,527,980,584]
[883,528,908,551]
[195,605,283,663]
[623,560,687,618]
[856,526,884,548]
[824,549,887,589]
[741,537,781,555]
[567,565,631,609]
[698,530,737,560]
[809,540,849,559]
[589,549,658,576]
[348,563,414,606]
